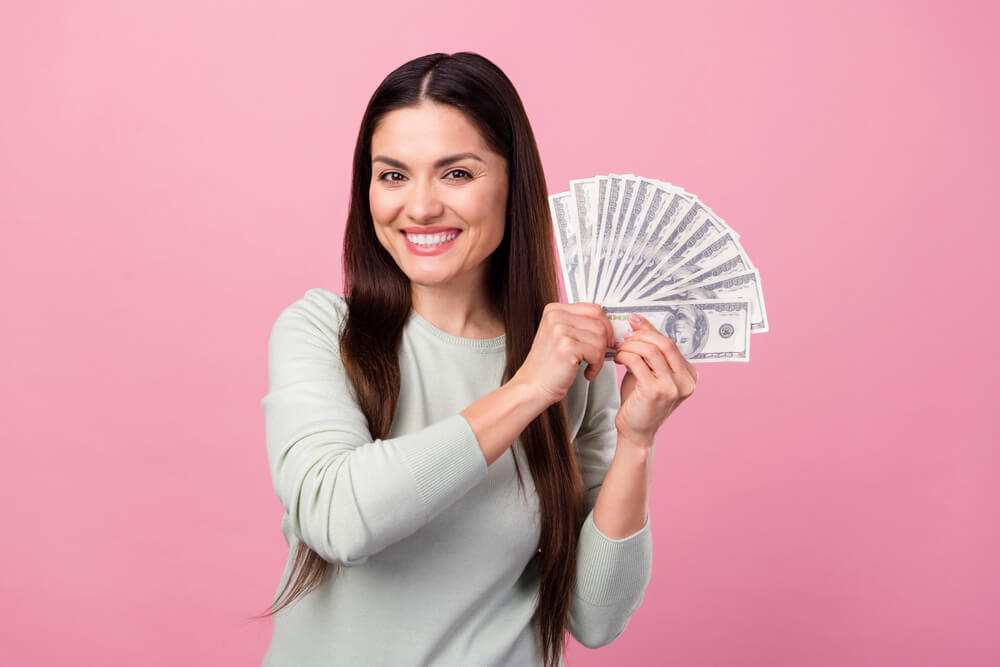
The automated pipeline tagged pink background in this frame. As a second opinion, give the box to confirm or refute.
[2,1,996,665]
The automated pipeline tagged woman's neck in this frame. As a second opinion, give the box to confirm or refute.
[411,279,504,340]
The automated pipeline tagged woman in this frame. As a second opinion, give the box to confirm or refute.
[256,52,699,667]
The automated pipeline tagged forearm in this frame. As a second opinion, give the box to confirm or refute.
[461,380,550,466]
[592,435,654,539]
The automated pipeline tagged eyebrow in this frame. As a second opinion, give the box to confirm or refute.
[371,152,486,170]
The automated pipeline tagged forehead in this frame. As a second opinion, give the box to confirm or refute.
[371,102,493,159]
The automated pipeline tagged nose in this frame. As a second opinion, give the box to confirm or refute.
[405,178,445,222]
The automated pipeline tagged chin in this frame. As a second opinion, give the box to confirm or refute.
[403,268,458,288]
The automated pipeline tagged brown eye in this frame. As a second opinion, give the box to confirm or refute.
[445,169,472,180]
[379,171,405,183]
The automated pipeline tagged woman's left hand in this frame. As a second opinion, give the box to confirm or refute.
[613,313,699,448]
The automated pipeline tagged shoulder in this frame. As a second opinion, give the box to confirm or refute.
[266,288,349,361]
[271,287,348,338]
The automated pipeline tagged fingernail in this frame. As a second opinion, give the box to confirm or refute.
[629,313,641,325]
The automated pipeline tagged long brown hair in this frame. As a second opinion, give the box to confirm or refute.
[255,52,586,667]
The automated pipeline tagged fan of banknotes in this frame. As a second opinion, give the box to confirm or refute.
[548,173,769,363]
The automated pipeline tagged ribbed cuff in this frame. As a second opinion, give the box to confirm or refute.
[574,508,653,605]
[397,414,489,516]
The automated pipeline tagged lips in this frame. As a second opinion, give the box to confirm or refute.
[401,229,461,255]
[401,227,461,234]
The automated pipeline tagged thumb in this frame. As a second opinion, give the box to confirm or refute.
[628,312,654,332]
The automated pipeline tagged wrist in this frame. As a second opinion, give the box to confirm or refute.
[617,430,656,451]
[505,375,555,414]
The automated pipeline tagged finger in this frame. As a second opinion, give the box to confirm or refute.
[625,328,686,376]
[563,328,608,380]
[548,318,606,378]
[613,349,656,386]
[625,314,693,373]
[562,312,615,350]
[597,308,615,348]
[564,303,615,347]
[545,303,604,334]
[543,306,613,351]
[687,361,699,385]
[625,312,664,358]
[616,338,672,378]
[560,302,605,320]
[628,312,657,333]
[631,329,699,395]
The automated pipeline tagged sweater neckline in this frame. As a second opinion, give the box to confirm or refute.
[408,309,507,352]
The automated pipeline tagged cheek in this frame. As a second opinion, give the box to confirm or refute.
[369,196,403,246]
[368,196,395,249]
[369,189,388,225]
[475,190,507,243]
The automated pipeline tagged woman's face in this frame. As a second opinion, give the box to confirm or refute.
[369,101,509,293]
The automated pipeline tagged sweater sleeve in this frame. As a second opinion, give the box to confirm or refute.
[565,361,654,649]
[260,289,488,566]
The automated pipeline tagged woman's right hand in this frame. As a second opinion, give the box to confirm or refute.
[510,302,615,408]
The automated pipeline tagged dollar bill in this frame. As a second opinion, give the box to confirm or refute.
[569,177,597,300]
[547,192,586,302]
[660,252,751,294]
[602,177,656,302]
[596,174,638,303]
[635,231,752,300]
[613,185,696,299]
[592,174,623,301]
[639,269,769,332]
[550,173,769,363]
[603,300,751,362]
[628,203,740,298]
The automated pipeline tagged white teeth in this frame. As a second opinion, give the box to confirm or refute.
[405,231,459,246]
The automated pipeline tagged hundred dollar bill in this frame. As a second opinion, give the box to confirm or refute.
[547,191,586,303]
[569,178,597,301]
[626,201,740,298]
[597,174,638,303]
[602,299,751,362]
[587,176,609,301]
[602,177,656,302]
[615,197,704,296]
[592,174,625,301]
[635,231,751,300]
[613,185,697,299]
[654,215,731,278]
[660,252,751,294]
[650,269,768,332]
[607,180,690,302]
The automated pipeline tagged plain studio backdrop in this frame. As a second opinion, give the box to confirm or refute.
[1,1,996,665]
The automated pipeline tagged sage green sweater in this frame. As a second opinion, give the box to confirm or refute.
[260,288,652,667]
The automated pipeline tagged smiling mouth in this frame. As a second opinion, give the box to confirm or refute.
[401,230,461,247]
